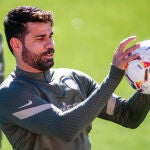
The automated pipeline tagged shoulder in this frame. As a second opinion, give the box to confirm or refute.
[0,74,38,113]
[51,68,92,79]
[51,68,99,91]
[0,74,34,98]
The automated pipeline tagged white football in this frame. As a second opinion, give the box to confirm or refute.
[125,40,150,94]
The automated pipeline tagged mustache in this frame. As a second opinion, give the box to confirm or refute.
[42,48,55,55]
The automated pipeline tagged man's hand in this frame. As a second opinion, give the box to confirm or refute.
[112,36,140,70]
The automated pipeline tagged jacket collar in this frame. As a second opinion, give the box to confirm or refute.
[14,66,52,82]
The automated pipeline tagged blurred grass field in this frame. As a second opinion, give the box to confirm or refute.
[0,0,150,149]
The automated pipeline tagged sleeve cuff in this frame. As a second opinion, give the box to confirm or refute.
[108,65,125,80]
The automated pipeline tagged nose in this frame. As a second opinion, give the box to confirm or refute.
[45,38,54,49]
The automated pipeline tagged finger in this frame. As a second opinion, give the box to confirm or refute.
[117,36,137,53]
[122,43,140,58]
[124,53,139,65]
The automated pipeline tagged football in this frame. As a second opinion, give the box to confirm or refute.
[125,40,150,94]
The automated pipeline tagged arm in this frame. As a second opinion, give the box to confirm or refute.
[0,65,124,141]
[0,36,139,141]
[98,36,149,128]
[98,93,150,128]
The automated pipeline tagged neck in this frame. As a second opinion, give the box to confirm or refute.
[16,63,42,73]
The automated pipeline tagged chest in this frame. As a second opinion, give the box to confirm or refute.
[30,77,87,111]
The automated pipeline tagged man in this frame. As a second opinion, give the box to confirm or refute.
[0,6,149,150]
[0,33,4,83]
[0,32,4,148]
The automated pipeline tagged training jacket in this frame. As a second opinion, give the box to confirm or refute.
[0,65,149,150]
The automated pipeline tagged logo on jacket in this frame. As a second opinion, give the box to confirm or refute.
[63,78,78,90]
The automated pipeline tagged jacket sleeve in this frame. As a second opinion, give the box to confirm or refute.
[0,65,124,141]
[98,92,150,128]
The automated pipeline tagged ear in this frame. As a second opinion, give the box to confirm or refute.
[10,37,22,54]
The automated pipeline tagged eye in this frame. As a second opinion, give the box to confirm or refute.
[37,37,45,41]
[49,32,54,39]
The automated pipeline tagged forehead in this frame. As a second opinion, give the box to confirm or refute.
[26,22,52,35]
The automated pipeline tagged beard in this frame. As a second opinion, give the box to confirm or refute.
[22,45,55,71]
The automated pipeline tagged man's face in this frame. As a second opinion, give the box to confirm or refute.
[22,22,55,71]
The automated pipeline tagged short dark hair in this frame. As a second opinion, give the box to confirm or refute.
[4,6,54,54]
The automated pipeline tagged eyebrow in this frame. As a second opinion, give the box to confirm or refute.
[34,32,54,38]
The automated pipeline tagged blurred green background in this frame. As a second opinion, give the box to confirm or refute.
[0,0,150,150]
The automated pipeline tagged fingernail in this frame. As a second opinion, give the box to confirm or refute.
[130,35,136,38]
